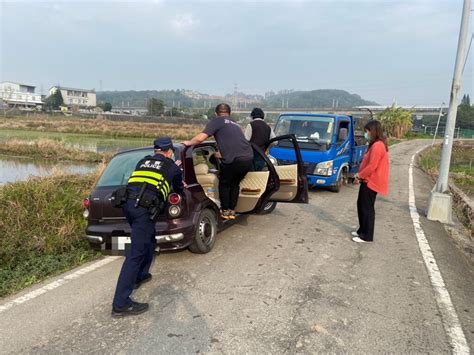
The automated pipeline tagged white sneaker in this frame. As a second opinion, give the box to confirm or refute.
[351,236,367,243]
[351,231,359,237]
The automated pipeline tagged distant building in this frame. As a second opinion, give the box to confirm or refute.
[49,86,96,108]
[0,81,43,108]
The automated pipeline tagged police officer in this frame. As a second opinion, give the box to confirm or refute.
[112,137,184,317]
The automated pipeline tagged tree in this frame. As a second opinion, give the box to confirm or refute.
[43,89,64,110]
[206,107,216,119]
[457,102,474,130]
[460,94,471,107]
[147,98,165,115]
[98,102,112,112]
[377,105,414,138]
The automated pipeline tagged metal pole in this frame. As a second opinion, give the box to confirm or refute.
[435,0,470,193]
[431,104,445,146]
[428,0,471,224]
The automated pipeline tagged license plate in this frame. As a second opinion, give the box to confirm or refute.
[113,236,131,250]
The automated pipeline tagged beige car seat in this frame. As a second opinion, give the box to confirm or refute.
[195,163,219,198]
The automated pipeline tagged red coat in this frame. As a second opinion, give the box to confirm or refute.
[358,141,389,196]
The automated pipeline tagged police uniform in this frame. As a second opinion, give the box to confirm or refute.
[112,137,183,316]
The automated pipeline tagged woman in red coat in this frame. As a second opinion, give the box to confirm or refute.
[352,120,389,243]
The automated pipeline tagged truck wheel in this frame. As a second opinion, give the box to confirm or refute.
[188,209,217,254]
[330,168,348,193]
[257,201,277,215]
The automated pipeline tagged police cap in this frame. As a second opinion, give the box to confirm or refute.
[154,137,174,151]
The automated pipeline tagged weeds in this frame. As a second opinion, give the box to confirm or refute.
[419,142,474,196]
[0,139,112,163]
[0,171,100,297]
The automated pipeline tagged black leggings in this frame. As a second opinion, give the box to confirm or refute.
[219,158,253,210]
[357,182,378,241]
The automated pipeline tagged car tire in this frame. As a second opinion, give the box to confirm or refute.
[188,209,217,254]
[257,201,277,215]
[330,168,348,193]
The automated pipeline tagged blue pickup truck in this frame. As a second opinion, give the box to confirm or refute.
[269,113,368,192]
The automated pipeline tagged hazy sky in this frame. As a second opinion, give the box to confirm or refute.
[1,0,472,105]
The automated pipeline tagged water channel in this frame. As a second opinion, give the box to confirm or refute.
[0,155,97,185]
[0,129,150,185]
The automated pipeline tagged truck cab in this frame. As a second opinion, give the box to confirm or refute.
[270,113,368,192]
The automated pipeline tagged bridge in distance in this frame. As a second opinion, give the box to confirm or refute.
[232,105,445,116]
[115,105,444,117]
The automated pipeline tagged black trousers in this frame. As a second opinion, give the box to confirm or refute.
[219,158,253,210]
[357,182,378,241]
[113,199,156,309]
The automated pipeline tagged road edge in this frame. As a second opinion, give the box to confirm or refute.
[409,146,470,354]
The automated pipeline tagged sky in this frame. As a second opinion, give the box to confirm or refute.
[1,0,472,105]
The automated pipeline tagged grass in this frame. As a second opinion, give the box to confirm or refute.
[0,171,102,297]
[0,115,204,140]
[419,142,474,196]
[0,139,113,162]
[387,132,432,147]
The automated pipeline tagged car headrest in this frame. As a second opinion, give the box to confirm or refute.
[194,163,209,175]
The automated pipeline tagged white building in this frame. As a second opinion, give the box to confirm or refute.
[0,81,43,108]
[49,86,96,108]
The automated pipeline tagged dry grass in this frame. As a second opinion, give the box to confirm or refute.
[0,116,204,140]
[0,139,112,163]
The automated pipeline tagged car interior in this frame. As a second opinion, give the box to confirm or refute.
[192,143,300,214]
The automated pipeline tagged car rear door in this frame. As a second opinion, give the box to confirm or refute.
[234,135,308,214]
[266,134,308,204]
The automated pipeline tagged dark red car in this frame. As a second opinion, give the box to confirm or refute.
[83,135,308,255]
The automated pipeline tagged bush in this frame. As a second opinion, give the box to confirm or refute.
[377,105,414,138]
[0,173,100,297]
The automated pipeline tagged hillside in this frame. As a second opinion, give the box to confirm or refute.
[262,89,377,108]
[97,89,377,109]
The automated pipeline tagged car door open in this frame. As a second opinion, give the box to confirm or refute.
[267,134,308,204]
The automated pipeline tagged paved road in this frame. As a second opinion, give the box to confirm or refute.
[1,140,473,354]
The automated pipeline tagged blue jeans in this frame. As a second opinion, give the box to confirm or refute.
[112,199,156,309]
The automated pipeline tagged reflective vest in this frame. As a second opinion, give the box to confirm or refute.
[127,156,172,200]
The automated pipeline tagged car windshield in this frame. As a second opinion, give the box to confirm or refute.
[274,115,334,150]
[96,148,180,187]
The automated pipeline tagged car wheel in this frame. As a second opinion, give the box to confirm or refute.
[330,168,347,193]
[188,209,217,254]
[257,201,277,215]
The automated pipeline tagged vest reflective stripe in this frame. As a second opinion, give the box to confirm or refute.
[127,177,170,197]
[129,172,171,193]
[131,170,165,181]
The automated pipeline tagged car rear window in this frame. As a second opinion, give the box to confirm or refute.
[96,150,154,187]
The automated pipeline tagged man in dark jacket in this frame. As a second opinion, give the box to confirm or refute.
[244,108,276,171]
[183,103,253,220]
[112,137,183,317]
[244,108,276,150]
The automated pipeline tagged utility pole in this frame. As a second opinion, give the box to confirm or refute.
[431,103,445,146]
[427,0,471,223]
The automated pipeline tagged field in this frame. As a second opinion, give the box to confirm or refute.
[0,115,204,140]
